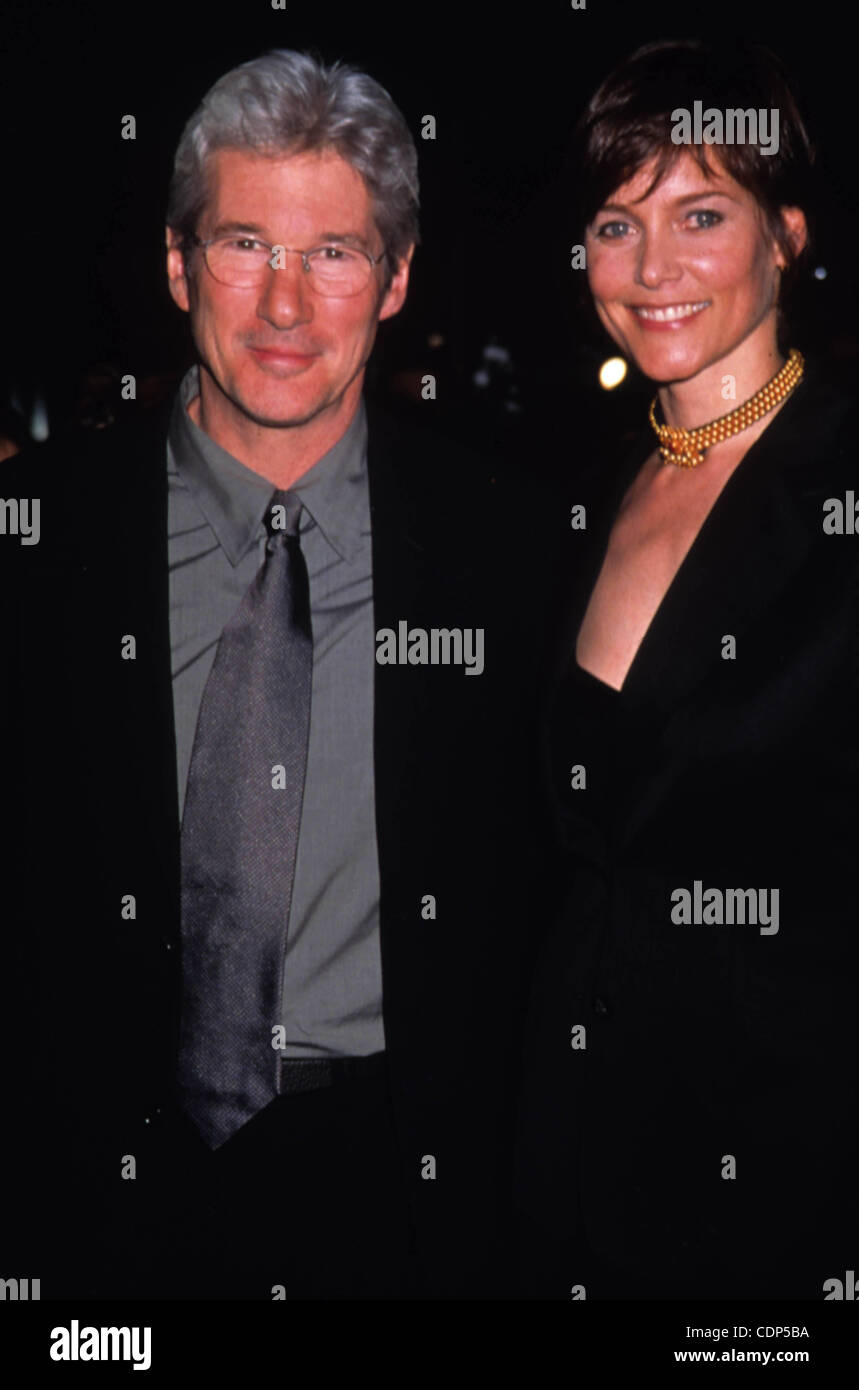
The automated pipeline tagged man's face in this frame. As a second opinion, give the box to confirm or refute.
[166,147,412,429]
[584,149,802,384]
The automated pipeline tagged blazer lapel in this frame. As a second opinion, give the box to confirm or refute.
[602,371,838,713]
[366,405,433,914]
[364,402,496,1056]
[106,399,181,925]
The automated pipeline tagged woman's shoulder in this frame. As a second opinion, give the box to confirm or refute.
[756,357,858,529]
[775,354,859,470]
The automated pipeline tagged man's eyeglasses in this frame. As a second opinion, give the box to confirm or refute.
[189,234,386,296]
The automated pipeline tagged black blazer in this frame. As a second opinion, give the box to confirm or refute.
[1,390,553,1298]
[515,358,859,1298]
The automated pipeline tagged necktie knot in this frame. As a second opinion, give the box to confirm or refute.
[265,489,302,544]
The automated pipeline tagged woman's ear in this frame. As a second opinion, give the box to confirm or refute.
[775,206,808,269]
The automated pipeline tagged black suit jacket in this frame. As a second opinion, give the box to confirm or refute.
[1,389,555,1298]
[516,358,859,1298]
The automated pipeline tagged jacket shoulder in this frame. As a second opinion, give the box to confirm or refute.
[0,398,173,566]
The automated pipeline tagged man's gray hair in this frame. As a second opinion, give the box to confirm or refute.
[166,49,420,290]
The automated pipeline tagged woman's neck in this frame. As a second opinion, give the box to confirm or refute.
[657,325,785,432]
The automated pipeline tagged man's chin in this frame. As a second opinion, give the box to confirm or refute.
[231,394,333,430]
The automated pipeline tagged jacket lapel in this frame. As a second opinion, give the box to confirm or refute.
[364,402,499,1068]
[106,398,181,928]
[367,403,457,927]
[591,370,842,713]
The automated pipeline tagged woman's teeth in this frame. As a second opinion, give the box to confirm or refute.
[632,301,709,322]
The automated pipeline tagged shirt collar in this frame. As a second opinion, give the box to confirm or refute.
[168,364,368,566]
[288,393,368,563]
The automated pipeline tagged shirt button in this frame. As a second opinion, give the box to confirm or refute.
[592,995,611,1017]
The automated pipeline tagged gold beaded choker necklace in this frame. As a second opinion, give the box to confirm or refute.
[648,347,805,469]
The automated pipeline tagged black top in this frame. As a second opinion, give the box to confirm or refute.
[516,356,859,1299]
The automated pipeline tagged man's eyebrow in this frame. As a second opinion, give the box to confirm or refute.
[209,221,371,247]
[210,221,270,237]
[313,231,372,248]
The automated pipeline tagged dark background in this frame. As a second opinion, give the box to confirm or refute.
[2,0,855,469]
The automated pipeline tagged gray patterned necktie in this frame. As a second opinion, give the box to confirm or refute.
[177,489,312,1149]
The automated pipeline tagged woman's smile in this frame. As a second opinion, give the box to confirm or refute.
[628,299,711,327]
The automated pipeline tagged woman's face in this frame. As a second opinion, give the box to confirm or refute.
[585,149,788,384]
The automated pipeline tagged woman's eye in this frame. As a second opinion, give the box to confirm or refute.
[594,221,631,240]
[686,210,723,230]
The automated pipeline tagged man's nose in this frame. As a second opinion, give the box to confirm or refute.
[256,251,314,328]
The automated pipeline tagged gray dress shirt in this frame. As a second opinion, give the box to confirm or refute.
[167,365,384,1058]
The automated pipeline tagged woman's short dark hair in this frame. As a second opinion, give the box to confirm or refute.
[571,39,818,303]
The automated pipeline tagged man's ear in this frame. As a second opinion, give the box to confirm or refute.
[378,243,415,323]
[166,227,192,313]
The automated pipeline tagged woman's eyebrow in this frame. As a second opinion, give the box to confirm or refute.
[595,189,738,217]
[672,190,738,205]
